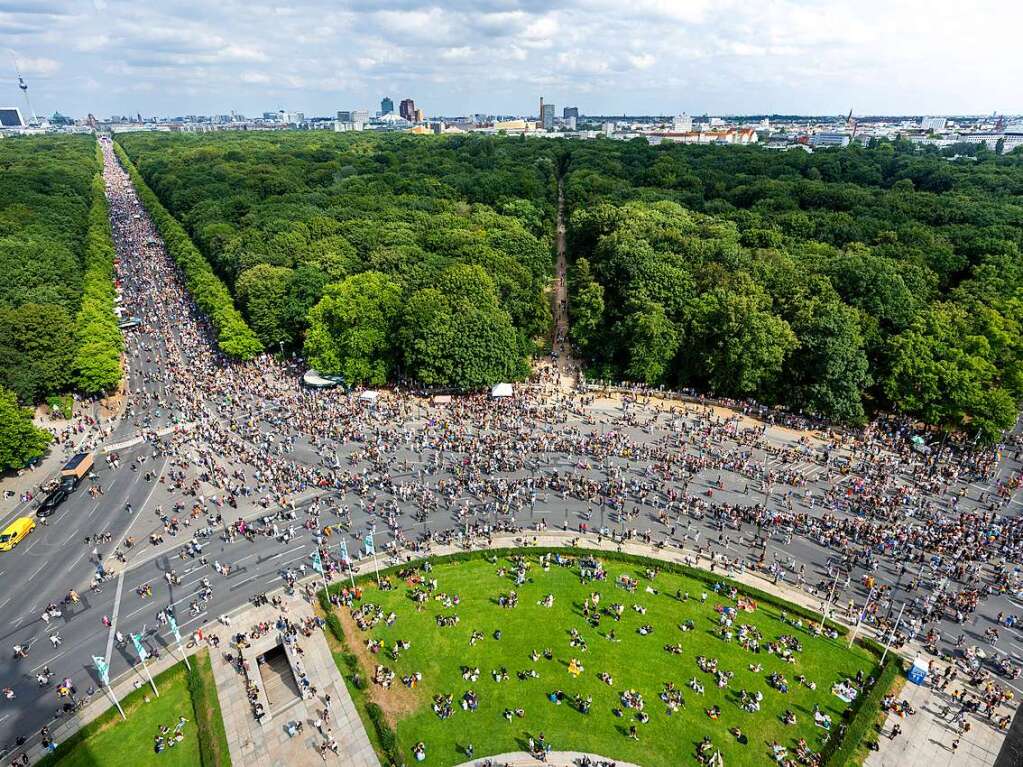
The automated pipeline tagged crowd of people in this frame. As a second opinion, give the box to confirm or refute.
[5,136,1023,763]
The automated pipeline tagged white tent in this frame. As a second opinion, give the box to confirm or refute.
[358,390,379,402]
[432,395,452,405]
[490,383,513,398]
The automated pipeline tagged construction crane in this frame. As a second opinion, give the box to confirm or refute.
[8,51,37,125]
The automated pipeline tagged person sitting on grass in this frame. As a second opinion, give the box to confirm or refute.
[706,705,721,719]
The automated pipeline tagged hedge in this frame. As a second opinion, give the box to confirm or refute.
[72,152,123,394]
[112,142,262,360]
[821,654,903,766]
[187,650,232,767]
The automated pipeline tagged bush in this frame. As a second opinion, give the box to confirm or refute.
[821,656,903,766]
[73,163,123,394]
[187,651,232,767]
[112,142,262,360]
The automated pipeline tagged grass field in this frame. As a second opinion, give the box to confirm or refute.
[36,651,227,767]
[330,551,880,767]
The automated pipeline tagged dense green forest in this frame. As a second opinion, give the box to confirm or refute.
[564,139,1023,439]
[0,135,121,407]
[116,131,1023,439]
[116,132,557,387]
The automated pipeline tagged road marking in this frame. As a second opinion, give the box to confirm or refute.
[66,549,87,573]
[28,562,46,580]
[104,570,126,663]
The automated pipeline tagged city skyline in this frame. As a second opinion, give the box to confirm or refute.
[1,0,1022,119]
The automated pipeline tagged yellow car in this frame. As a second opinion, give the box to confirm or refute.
[0,517,36,552]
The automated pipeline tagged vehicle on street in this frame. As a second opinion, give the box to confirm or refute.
[37,486,70,517]
[118,317,142,330]
[61,453,94,490]
[0,518,36,551]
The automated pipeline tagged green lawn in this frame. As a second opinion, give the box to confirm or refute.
[332,552,880,767]
[36,652,223,767]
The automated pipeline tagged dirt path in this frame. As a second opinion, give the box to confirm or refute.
[545,178,579,391]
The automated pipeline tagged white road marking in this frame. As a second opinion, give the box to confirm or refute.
[104,570,126,663]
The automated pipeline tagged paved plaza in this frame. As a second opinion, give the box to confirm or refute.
[210,592,379,767]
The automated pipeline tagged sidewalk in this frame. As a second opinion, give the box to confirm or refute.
[866,665,1008,767]
[454,751,641,767]
[210,591,379,767]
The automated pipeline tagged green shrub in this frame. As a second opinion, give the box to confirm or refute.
[112,143,262,360]
[821,656,903,766]
[73,163,123,395]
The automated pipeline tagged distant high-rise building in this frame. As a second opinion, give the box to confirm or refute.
[399,99,416,121]
[563,106,579,120]
[920,116,947,131]
[542,103,555,130]
[413,108,424,123]
[567,116,577,130]
[336,110,353,122]
[0,107,25,127]
[352,109,369,125]
[672,113,693,132]
[381,97,394,115]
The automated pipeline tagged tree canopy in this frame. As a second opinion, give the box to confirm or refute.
[117,131,556,388]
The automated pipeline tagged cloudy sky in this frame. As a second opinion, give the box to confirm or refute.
[1,0,1020,119]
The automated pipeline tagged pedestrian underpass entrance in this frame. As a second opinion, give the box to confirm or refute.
[258,644,302,712]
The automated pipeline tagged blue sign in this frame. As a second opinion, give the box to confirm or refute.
[339,540,349,563]
[363,532,374,557]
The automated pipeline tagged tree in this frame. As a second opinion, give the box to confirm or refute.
[236,264,294,348]
[0,303,75,403]
[0,385,51,471]
[304,271,402,385]
[884,302,1023,441]
[401,282,527,389]
[687,278,798,397]
[786,298,870,422]
[620,302,680,385]
[283,266,330,344]
[569,280,605,354]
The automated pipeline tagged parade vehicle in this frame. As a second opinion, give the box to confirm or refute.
[60,453,93,490]
[0,518,35,551]
[118,316,142,330]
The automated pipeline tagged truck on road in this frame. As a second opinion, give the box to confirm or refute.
[60,453,94,489]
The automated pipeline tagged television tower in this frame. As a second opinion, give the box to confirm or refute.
[9,52,37,125]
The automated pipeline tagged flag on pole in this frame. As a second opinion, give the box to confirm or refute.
[131,632,149,661]
[311,549,324,575]
[339,539,349,563]
[363,532,374,556]
[167,613,181,644]
[93,655,110,686]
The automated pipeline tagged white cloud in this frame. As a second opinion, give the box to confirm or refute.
[0,0,1019,118]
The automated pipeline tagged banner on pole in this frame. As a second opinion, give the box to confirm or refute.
[311,549,324,575]
[339,539,349,563]
[363,532,374,556]
[167,613,181,644]
[131,632,149,661]
[93,655,110,686]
